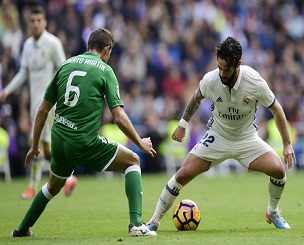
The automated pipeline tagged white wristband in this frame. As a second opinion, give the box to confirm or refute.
[178,118,188,128]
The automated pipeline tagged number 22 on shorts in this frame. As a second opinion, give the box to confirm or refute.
[199,133,215,147]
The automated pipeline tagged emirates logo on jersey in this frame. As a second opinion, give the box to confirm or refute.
[242,96,249,105]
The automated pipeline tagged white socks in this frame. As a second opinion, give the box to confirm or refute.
[29,158,44,191]
[267,176,286,213]
[42,183,54,200]
[149,175,183,224]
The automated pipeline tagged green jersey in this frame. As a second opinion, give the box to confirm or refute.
[44,52,123,148]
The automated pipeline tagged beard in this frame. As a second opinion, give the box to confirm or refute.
[220,68,237,87]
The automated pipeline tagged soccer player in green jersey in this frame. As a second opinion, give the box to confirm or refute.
[146,37,296,231]
[11,28,157,237]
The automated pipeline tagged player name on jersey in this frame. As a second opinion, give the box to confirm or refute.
[63,56,106,71]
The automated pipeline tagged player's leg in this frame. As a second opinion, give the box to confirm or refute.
[12,132,75,237]
[237,135,290,229]
[107,146,143,227]
[44,114,77,197]
[248,150,290,229]
[147,130,228,231]
[106,144,156,236]
[249,150,286,209]
[42,140,77,197]
[21,142,45,199]
[21,110,46,199]
[146,153,210,231]
[12,172,66,236]
[21,117,51,199]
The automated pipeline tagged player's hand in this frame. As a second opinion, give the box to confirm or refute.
[0,89,8,104]
[139,137,156,157]
[283,144,296,169]
[172,126,186,142]
[25,147,41,168]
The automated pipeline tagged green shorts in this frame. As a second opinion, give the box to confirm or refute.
[50,132,119,178]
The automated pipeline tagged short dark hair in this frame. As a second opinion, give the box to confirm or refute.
[87,28,114,53]
[215,37,242,67]
[30,5,46,18]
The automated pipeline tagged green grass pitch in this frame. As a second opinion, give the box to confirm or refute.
[0,171,303,244]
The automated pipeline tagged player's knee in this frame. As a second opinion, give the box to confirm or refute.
[271,163,286,179]
[275,168,285,179]
[123,153,141,173]
[131,152,140,167]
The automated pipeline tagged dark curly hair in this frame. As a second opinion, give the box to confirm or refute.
[215,37,242,67]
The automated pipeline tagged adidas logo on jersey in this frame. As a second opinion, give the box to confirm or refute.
[216,97,223,102]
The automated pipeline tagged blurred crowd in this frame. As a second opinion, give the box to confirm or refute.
[1,0,304,177]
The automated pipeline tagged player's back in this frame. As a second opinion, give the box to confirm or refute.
[45,52,119,148]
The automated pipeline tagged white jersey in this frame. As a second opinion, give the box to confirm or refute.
[5,30,66,120]
[199,65,275,140]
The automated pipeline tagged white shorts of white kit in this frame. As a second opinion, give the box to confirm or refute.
[189,129,277,170]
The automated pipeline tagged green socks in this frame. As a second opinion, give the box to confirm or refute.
[125,166,143,226]
[17,184,52,234]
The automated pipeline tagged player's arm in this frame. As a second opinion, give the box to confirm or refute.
[0,67,27,103]
[268,99,296,169]
[111,105,156,157]
[182,87,204,122]
[0,42,30,103]
[52,38,66,68]
[172,87,204,142]
[25,98,54,167]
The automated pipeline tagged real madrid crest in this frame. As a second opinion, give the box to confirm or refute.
[242,95,249,105]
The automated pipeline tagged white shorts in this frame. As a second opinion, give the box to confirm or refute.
[189,129,276,169]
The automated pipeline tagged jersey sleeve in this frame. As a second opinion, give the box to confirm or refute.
[104,69,124,110]
[51,38,66,69]
[5,42,29,94]
[199,73,209,98]
[257,76,275,108]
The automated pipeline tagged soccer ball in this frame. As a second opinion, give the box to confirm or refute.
[172,199,201,231]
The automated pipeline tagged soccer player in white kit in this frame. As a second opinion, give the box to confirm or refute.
[146,37,296,231]
[0,5,77,198]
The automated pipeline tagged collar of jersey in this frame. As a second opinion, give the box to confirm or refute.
[34,30,47,48]
[84,52,98,57]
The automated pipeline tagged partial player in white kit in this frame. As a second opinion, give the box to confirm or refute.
[146,36,296,231]
[0,5,77,198]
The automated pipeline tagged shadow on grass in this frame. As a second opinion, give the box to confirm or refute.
[159,226,285,235]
